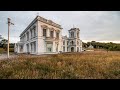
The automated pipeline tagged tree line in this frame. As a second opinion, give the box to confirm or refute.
[82,41,120,51]
[0,35,14,51]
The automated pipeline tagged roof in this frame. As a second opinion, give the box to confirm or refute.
[20,16,62,37]
[68,28,80,31]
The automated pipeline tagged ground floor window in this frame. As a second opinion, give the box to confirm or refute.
[77,47,79,52]
[20,45,23,52]
[63,46,65,52]
[30,41,36,53]
[67,47,69,52]
[26,44,29,53]
[46,42,53,52]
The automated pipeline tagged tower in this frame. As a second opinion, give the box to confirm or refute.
[68,28,81,52]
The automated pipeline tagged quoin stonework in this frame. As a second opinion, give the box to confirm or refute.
[14,16,82,54]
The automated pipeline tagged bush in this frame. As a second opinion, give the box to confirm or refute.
[0,48,4,54]
[9,48,14,52]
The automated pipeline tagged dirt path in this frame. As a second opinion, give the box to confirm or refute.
[0,54,18,60]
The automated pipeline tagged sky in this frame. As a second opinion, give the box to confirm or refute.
[0,11,120,43]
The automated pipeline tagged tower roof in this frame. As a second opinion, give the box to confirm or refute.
[68,28,80,31]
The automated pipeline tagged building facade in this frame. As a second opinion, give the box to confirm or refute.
[15,16,82,54]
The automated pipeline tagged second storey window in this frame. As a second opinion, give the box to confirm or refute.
[77,31,79,38]
[50,31,54,38]
[27,32,29,41]
[56,32,59,39]
[71,32,74,38]
[43,29,46,37]
[34,29,36,37]
[33,26,36,38]
[30,29,32,39]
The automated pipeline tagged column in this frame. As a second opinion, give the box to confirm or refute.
[53,41,56,52]
[17,45,20,53]
[29,43,31,53]
[47,28,50,37]
[65,40,67,52]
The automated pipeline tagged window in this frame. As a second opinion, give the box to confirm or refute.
[34,42,36,52]
[50,31,54,38]
[71,32,74,38]
[63,47,65,52]
[67,41,69,45]
[48,48,52,52]
[43,29,46,37]
[27,32,29,41]
[77,31,79,38]
[71,41,74,45]
[63,41,65,45]
[20,45,23,52]
[30,29,32,39]
[46,42,53,52]
[26,44,29,53]
[56,32,59,39]
[77,47,79,52]
[33,29,36,38]
[67,47,69,52]
[34,27,36,37]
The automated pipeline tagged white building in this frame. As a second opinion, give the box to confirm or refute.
[15,16,82,54]
[62,28,82,52]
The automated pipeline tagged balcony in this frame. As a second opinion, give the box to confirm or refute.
[43,36,59,41]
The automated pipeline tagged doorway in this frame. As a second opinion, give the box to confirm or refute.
[71,47,74,52]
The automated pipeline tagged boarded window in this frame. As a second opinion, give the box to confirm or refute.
[43,29,46,37]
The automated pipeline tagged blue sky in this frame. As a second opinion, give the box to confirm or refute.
[0,11,120,43]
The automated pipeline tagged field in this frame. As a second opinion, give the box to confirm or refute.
[0,51,120,79]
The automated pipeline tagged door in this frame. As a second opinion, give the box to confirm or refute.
[71,47,74,52]
[46,42,53,53]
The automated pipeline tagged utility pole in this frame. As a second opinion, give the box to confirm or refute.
[7,18,14,59]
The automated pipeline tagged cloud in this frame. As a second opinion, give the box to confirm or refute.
[0,11,120,43]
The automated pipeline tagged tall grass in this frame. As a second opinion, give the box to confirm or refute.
[0,51,120,79]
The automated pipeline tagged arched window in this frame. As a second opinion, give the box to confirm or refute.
[71,41,74,45]
[77,31,79,38]
[71,32,74,38]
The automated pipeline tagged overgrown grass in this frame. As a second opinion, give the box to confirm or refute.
[0,51,120,79]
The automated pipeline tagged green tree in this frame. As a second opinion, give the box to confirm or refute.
[0,39,8,45]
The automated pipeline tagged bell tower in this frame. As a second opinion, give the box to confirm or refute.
[69,28,80,39]
[67,28,81,52]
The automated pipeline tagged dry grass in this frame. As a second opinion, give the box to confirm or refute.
[0,51,120,79]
